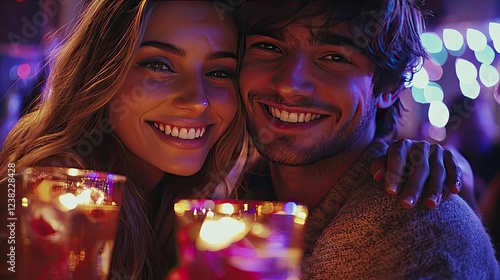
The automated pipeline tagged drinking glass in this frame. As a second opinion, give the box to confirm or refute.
[18,167,125,280]
[174,199,308,280]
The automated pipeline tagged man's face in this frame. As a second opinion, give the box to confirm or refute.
[240,19,379,166]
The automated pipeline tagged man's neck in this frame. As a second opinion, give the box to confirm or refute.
[269,140,372,211]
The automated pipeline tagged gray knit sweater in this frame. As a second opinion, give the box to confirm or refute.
[301,139,500,279]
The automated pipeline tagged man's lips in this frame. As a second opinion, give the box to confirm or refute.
[259,102,328,124]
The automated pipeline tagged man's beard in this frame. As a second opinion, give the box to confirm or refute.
[247,98,376,167]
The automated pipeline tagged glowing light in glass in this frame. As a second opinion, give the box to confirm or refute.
[284,202,298,214]
[220,203,235,215]
[428,101,449,128]
[197,217,246,251]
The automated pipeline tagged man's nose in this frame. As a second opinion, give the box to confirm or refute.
[270,52,315,99]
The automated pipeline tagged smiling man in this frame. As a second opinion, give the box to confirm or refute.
[238,1,500,278]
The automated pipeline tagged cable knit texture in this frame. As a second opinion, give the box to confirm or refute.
[301,139,500,280]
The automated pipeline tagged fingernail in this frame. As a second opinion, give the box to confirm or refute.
[386,183,398,195]
[424,195,439,208]
[402,196,415,209]
[373,170,384,181]
[451,180,461,194]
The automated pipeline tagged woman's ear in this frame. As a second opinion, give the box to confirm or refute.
[377,93,399,109]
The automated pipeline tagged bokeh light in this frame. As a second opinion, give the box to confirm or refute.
[475,45,495,65]
[459,80,481,99]
[17,63,31,79]
[455,58,477,83]
[443,28,464,51]
[466,28,487,52]
[423,82,444,102]
[421,32,443,53]
[428,101,449,128]
[411,67,430,88]
[479,64,500,87]
[489,22,500,52]
[428,125,447,142]
[411,86,427,104]
[423,58,444,81]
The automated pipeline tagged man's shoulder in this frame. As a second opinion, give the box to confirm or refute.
[329,181,493,252]
[312,183,499,279]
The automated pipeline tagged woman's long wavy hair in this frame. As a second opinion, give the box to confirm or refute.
[0,0,247,278]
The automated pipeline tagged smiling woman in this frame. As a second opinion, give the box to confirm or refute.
[109,1,240,191]
[0,0,247,278]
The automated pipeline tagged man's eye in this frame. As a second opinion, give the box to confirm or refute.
[206,69,233,79]
[250,42,282,53]
[319,54,351,63]
[138,59,174,73]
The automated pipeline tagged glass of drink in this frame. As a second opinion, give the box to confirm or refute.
[174,199,308,280]
[19,167,125,280]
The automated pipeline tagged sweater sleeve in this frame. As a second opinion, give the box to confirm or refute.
[302,185,500,280]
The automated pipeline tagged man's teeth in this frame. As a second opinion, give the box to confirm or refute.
[269,106,322,123]
[153,122,205,140]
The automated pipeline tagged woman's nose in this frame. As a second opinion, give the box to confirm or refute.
[172,77,209,114]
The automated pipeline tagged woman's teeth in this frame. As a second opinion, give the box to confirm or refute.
[153,122,205,140]
[269,106,323,123]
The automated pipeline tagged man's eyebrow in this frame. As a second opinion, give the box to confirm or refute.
[247,29,285,41]
[315,33,363,52]
[139,40,186,57]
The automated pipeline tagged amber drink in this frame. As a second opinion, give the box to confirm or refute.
[175,199,308,280]
[19,167,125,280]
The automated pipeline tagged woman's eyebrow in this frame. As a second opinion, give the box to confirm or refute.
[139,40,186,57]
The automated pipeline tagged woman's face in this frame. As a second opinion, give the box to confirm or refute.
[109,1,238,183]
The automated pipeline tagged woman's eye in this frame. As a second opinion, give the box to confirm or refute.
[319,54,351,63]
[138,59,174,73]
[250,42,282,53]
[206,69,233,79]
